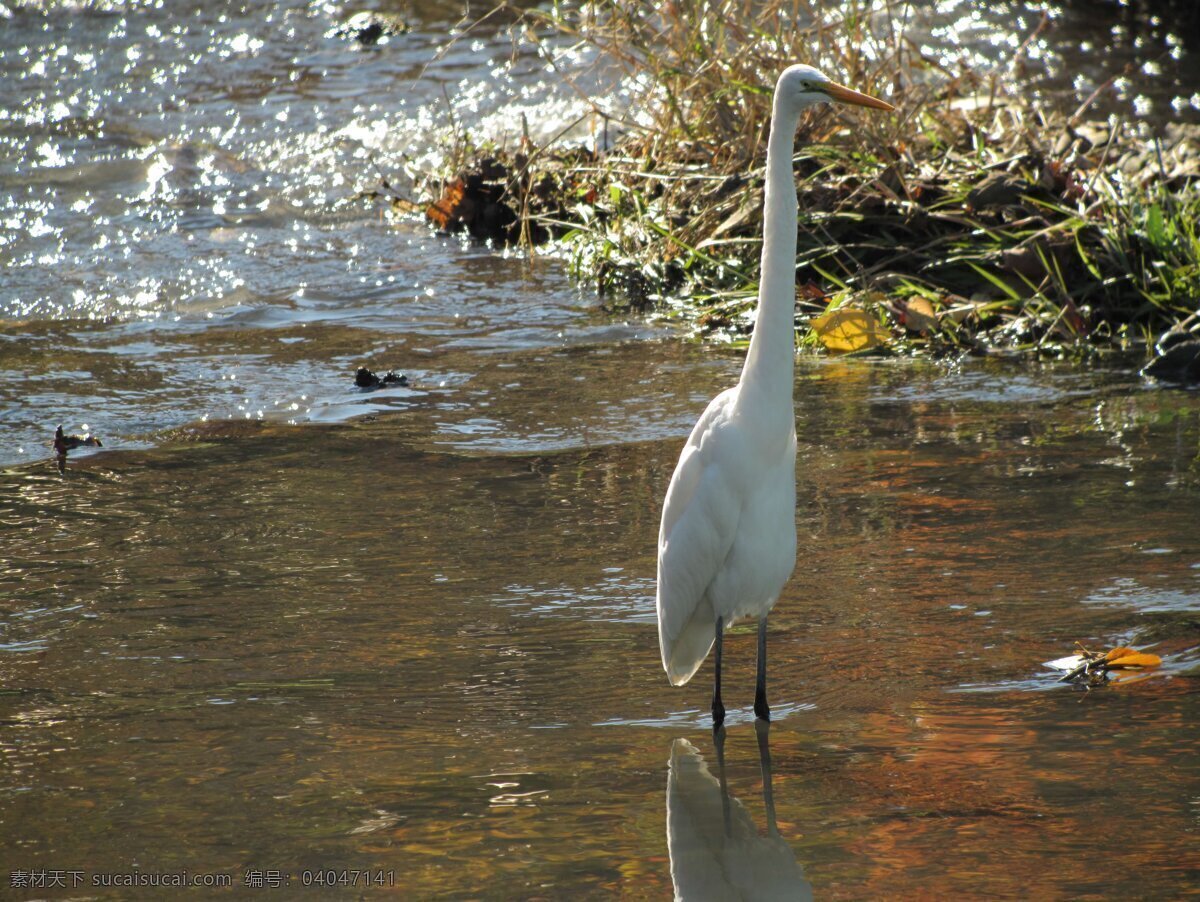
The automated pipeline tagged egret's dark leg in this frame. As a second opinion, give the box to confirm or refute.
[755,719,779,836]
[754,617,770,721]
[712,616,726,729]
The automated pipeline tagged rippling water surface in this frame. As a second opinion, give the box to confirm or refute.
[1,0,640,463]
[2,357,1199,896]
[2,1,1199,898]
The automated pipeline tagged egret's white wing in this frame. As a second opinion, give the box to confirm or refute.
[657,391,742,685]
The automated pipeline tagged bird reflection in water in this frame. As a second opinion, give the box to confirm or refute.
[666,725,812,901]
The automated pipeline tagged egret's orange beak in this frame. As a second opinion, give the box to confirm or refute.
[822,81,895,112]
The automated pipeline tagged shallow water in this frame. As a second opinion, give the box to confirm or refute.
[0,0,634,464]
[2,1,1200,897]
[3,355,1199,897]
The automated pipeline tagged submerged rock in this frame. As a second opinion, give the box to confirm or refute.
[422,151,592,245]
[53,424,102,457]
[355,367,409,389]
[329,11,409,46]
[426,159,521,243]
[1141,333,1200,384]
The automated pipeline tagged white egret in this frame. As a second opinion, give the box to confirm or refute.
[656,65,893,727]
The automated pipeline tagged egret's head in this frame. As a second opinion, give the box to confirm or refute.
[775,64,894,117]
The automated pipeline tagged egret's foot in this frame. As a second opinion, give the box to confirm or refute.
[712,697,726,729]
[754,693,770,722]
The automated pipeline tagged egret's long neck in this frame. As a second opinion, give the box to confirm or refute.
[741,102,801,404]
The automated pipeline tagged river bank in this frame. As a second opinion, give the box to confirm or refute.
[400,1,1200,361]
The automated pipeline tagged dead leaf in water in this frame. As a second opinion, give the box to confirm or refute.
[1105,651,1162,669]
[1047,643,1163,686]
[1102,646,1138,663]
[426,178,470,230]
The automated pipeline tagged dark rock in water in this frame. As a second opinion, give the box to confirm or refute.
[1141,333,1200,384]
[53,424,103,457]
[355,367,409,389]
[330,11,409,45]
[421,147,597,246]
[426,160,522,243]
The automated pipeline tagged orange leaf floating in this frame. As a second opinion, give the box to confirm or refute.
[1102,646,1138,663]
[1050,643,1163,685]
[1105,651,1162,669]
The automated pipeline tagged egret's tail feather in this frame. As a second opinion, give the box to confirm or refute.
[661,612,717,687]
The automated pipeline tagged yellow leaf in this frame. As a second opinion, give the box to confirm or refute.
[812,306,888,353]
